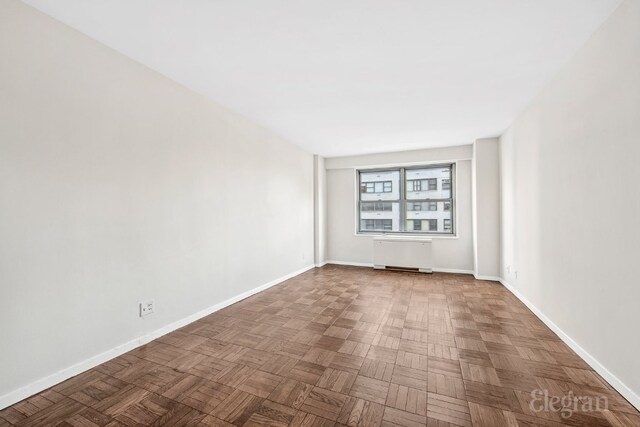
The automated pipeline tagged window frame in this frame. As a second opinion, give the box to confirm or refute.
[356,163,456,236]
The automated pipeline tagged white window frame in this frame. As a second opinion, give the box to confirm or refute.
[356,163,456,235]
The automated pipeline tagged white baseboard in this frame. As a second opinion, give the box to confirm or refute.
[433,268,474,275]
[500,279,640,411]
[473,274,501,281]
[315,261,327,268]
[0,264,315,410]
[325,260,374,267]
[325,261,474,275]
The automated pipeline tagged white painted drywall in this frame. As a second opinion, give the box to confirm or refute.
[472,138,501,279]
[0,0,313,404]
[500,0,640,405]
[325,146,474,271]
[314,155,328,266]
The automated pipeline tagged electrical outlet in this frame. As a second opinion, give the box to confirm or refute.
[139,300,155,317]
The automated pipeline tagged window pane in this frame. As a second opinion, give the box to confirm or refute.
[360,201,400,232]
[405,166,451,200]
[404,200,453,233]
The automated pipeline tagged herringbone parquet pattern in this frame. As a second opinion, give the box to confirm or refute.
[1,265,638,426]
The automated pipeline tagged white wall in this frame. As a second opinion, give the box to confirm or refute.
[472,138,500,279]
[325,146,474,272]
[0,0,314,406]
[500,0,640,407]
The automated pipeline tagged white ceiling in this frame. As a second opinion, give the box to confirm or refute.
[22,0,621,157]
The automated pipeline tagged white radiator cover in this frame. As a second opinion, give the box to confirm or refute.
[373,237,433,273]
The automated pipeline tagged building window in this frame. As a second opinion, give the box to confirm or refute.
[357,164,455,234]
[407,178,437,192]
[361,219,393,231]
[363,181,392,193]
[361,202,393,212]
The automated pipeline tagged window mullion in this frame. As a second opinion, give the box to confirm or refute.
[400,168,406,232]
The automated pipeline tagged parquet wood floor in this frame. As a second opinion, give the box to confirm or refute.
[2,265,638,426]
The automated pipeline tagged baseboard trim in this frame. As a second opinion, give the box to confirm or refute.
[500,279,640,411]
[325,261,474,275]
[473,274,501,281]
[325,260,374,267]
[433,268,474,275]
[0,264,315,410]
[315,261,327,268]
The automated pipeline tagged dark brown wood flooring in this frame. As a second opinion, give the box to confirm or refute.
[1,265,638,426]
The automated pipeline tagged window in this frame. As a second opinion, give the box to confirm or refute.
[408,202,436,211]
[363,181,392,193]
[362,202,392,212]
[407,178,437,192]
[357,164,454,234]
[361,219,393,231]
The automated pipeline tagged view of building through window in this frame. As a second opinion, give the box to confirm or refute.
[358,164,454,233]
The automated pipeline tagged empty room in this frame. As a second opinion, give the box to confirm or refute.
[1,0,639,426]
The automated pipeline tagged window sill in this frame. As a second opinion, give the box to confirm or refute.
[354,232,459,240]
